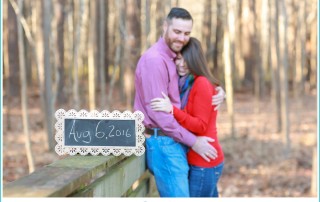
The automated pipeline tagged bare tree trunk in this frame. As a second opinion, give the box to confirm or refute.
[311,146,317,196]
[8,0,43,130]
[213,0,224,78]
[126,0,141,65]
[17,0,35,173]
[73,0,85,110]
[241,0,254,89]
[256,0,264,99]
[10,1,54,149]
[142,0,151,51]
[107,0,123,110]
[251,0,262,113]
[7,0,20,97]
[104,2,110,82]
[278,0,291,155]
[223,0,236,137]
[202,0,212,61]
[290,0,297,98]
[149,0,157,44]
[118,0,126,101]
[33,0,50,150]
[88,0,96,110]
[233,0,245,91]
[155,0,165,40]
[43,0,55,151]
[99,0,106,109]
[51,1,58,107]
[3,0,12,131]
[124,0,141,109]
[80,0,90,83]
[260,0,270,96]
[295,0,306,98]
[209,0,216,75]
[63,1,74,100]
[308,3,317,91]
[270,0,282,133]
[228,0,237,89]
[10,0,50,149]
[24,1,33,86]
[291,0,305,134]
[54,0,66,105]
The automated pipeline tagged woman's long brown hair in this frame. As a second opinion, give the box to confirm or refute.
[181,37,220,86]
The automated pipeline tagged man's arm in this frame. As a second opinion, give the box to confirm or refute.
[192,137,217,161]
[139,56,197,147]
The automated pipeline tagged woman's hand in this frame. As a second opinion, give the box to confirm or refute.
[150,92,173,113]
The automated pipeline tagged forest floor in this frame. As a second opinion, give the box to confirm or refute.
[2,90,318,197]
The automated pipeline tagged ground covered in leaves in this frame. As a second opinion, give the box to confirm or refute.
[2,92,317,197]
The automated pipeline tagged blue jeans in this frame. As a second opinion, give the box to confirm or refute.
[146,135,189,197]
[189,162,224,197]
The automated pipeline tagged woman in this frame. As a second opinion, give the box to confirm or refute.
[150,37,224,197]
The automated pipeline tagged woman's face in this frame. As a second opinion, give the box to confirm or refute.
[175,53,189,76]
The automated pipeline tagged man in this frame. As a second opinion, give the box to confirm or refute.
[134,7,225,197]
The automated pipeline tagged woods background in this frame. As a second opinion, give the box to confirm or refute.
[2,0,318,197]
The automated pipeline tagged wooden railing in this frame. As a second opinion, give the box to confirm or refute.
[3,154,157,197]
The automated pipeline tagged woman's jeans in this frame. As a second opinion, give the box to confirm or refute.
[189,162,224,197]
[146,135,189,197]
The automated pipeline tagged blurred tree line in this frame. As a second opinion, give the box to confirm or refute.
[2,0,317,183]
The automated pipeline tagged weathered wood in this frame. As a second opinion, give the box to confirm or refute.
[126,170,152,197]
[3,155,129,197]
[71,155,146,197]
[127,178,149,197]
[4,166,89,197]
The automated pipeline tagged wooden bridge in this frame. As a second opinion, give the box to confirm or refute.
[3,154,158,197]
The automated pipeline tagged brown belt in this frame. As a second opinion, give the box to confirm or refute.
[144,128,166,136]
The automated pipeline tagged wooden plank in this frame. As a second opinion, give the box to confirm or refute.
[127,178,149,197]
[71,155,146,197]
[49,155,127,170]
[123,170,151,197]
[3,155,128,197]
[3,166,88,197]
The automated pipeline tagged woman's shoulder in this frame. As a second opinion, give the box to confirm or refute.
[194,76,218,94]
[195,76,214,87]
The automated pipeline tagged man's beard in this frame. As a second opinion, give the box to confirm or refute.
[164,33,184,53]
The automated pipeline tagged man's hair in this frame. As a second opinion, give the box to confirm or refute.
[166,7,193,22]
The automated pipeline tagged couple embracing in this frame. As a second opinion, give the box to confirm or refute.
[134,7,224,197]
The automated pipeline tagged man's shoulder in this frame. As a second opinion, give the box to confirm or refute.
[138,47,167,68]
[142,45,165,60]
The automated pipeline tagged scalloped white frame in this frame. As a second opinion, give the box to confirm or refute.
[55,109,145,156]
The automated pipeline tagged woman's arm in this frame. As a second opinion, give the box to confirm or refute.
[173,78,214,134]
[151,77,215,134]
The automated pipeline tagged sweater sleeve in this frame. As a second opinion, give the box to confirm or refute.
[173,77,215,134]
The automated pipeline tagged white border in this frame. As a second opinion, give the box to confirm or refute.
[54,109,145,156]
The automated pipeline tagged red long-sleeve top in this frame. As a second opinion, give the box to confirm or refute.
[173,76,224,168]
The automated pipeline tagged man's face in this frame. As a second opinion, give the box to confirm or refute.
[163,18,193,53]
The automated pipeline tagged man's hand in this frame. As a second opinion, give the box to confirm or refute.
[191,136,218,162]
[150,92,173,113]
[212,86,226,111]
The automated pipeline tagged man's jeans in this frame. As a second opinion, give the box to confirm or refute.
[146,135,189,197]
[189,162,224,197]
